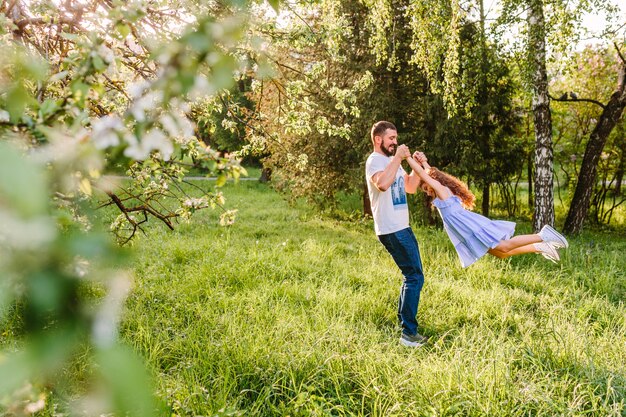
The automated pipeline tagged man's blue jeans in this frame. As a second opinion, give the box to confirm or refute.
[378,227,425,336]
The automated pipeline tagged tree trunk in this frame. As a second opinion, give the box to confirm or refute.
[481,183,490,217]
[363,181,372,216]
[527,151,534,208]
[259,167,272,183]
[563,62,626,234]
[614,122,625,196]
[528,0,554,232]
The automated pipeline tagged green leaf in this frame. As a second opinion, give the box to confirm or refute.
[267,0,280,12]
[5,84,31,123]
[49,70,69,82]
[186,32,210,53]
[0,352,31,395]
[116,23,131,39]
[71,80,90,104]
[60,32,78,41]
[216,173,227,187]
[210,55,236,90]
[96,345,159,417]
[39,98,58,119]
[0,327,79,395]
[0,142,49,217]
[92,54,106,71]
[178,70,197,93]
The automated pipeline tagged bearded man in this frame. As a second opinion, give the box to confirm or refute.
[365,121,428,347]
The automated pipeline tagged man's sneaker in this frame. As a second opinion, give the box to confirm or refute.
[400,332,428,347]
[539,224,569,248]
[534,242,560,263]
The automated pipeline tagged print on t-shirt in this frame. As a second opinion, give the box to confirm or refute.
[390,175,407,210]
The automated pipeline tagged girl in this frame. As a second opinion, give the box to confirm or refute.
[407,152,568,268]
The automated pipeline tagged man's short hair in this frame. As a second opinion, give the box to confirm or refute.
[371,121,397,145]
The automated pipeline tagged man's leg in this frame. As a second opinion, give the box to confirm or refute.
[379,228,425,337]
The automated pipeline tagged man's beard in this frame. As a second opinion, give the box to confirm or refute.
[381,143,396,157]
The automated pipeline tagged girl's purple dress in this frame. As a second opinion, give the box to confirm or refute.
[433,194,516,268]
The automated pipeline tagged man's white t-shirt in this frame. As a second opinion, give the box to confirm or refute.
[365,152,409,235]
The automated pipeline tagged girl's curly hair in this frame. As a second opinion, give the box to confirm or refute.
[423,167,476,210]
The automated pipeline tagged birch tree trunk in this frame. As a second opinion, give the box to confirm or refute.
[528,0,554,232]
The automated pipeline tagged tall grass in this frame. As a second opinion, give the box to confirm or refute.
[117,180,625,416]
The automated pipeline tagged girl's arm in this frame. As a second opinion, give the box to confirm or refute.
[405,157,452,200]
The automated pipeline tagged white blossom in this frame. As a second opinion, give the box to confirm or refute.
[91,115,124,149]
[183,197,208,209]
[24,396,46,414]
[127,80,150,99]
[145,129,173,160]
[129,91,163,122]
[189,75,214,100]
[92,272,132,348]
[0,211,57,250]
[97,44,115,64]
[124,129,173,161]
[160,112,195,143]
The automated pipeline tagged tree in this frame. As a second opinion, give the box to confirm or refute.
[0,0,260,413]
[496,0,621,230]
[561,44,626,233]
[242,1,388,206]
[527,0,555,231]
[1,0,248,245]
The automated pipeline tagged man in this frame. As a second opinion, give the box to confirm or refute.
[365,121,428,347]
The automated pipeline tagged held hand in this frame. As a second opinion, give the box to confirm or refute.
[413,151,427,164]
[395,144,411,160]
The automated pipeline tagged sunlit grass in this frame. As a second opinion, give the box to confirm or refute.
[116,180,625,416]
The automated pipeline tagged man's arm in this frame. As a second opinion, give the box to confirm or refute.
[371,145,410,191]
[404,170,420,194]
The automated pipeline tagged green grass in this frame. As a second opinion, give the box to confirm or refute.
[117,180,625,416]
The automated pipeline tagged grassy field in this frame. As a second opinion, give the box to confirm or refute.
[114,179,626,416]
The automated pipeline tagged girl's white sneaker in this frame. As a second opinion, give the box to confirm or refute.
[535,242,560,263]
[539,224,569,249]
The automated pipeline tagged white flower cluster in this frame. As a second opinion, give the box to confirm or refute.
[97,44,115,64]
[130,90,164,122]
[159,99,196,146]
[90,76,205,162]
[91,114,174,161]
[91,114,124,149]
[219,209,238,226]
[183,196,209,209]
[0,211,56,250]
[189,76,214,100]
[124,128,174,161]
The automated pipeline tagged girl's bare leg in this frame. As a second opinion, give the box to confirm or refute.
[488,243,540,259]
[492,234,542,253]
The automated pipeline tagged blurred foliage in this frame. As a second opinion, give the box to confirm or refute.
[0,0,251,245]
[0,141,159,416]
[0,0,266,415]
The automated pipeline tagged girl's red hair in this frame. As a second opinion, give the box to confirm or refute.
[423,167,476,210]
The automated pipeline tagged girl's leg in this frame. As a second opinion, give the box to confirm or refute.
[492,234,542,253]
[488,243,540,259]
